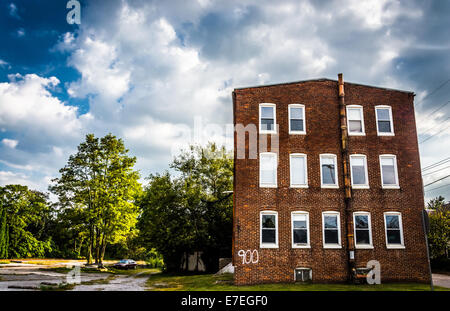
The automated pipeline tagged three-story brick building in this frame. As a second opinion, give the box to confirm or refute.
[232,74,430,285]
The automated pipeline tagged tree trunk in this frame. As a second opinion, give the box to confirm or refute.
[87,225,94,265]
[100,233,107,264]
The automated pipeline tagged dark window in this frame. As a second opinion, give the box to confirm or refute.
[260,106,274,131]
[293,214,308,245]
[377,108,392,133]
[290,106,304,132]
[295,268,311,282]
[386,215,402,245]
[324,215,339,244]
[262,214,276,244]
[355,214,371,245]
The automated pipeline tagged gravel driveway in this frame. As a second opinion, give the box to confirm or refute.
[0,263,149,291]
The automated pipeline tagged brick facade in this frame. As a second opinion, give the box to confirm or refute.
[232,78,431,285]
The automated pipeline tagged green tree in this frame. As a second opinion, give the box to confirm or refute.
[427,196,450,259]
[50,133,141,264]
[138,143,233,272]
[0,185,52,259]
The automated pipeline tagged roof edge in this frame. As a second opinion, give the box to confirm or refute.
[234,78,414,95]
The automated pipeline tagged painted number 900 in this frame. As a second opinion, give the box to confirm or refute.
[238,249,259,264]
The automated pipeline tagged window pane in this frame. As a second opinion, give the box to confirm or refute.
[376,108,390,120]
[382,164,396,185]
[261,155,276,185]
[378,120,391,133]
[352,164,366,185]
[349,120,362,132]
[348,108,361,120]
[294,229,307,244]
[324,215,337,228]
[262,215,276,228]
[293,219,306,229]
[290,119,304,131]
[261,118,274,131]
[322,164,336,184]
[261,106,274,118]
[385,215,399,229]
[291,156,306,185]
[356,229,370,245]
[290,107,303,119]
[355,215,368,229]
[325,229,338,244]
[262,229,276,243]
[387,229,401,244]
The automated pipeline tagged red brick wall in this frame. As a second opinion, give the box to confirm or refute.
[232,79,430,285]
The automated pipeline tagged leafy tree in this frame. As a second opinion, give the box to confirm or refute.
[50,133,141,264]
[0,185,52,259]
[427,196,450,259]
[138,143,233,272]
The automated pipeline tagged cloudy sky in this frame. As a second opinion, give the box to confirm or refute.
[1,0,450,203]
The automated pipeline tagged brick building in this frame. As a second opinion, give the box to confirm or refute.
[232,75,431,285]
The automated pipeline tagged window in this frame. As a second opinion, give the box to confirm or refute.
[350,154,369,189]
[384,212,404,249]
[320,154,339,188]
[259,103,276,134]
[260,211,278,248]
[347,105,365,135]
[295,268,312,282]
[322,212,341,248]
[375,106,394,136]
[290,154,308,187]
[289,104,306,134]
[260,152,277,188]
[291,212,310,248]
[379,155,399,189]
[353,212,373,249]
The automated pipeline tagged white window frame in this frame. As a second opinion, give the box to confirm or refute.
[260,211,279,248]
[291,211,310,248]
[375,105,395,136]
[289,153,308,188]
[379,154,400,189]
[320,154,339,189]
[259,152,277,188]
[350,154,369,189]
[259,103,277,134]
[383,212,405,249]
[353,212,373,249]
[288,104,306,135]
[346,105,365,136]
[322,211,342,248]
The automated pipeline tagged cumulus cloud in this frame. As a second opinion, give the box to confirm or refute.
[2,138,18,148]
[2,0,450,201]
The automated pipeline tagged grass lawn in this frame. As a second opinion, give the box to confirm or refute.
[146,272,449,291]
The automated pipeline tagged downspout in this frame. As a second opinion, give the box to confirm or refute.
[232,91,237,266]
[338,73,356,282]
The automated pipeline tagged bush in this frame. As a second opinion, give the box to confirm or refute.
[431,257,450,272]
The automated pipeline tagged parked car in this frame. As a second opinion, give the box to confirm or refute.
[113,259,137,270]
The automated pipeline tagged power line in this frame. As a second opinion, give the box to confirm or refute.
[424,174,450,187]
[425,182,450,192]
[418,116,450,137]
[422,164,450,177]
[422,156,450,171]
[421,100,450,121]
[419,122,450,144]
[415,78,450,107]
